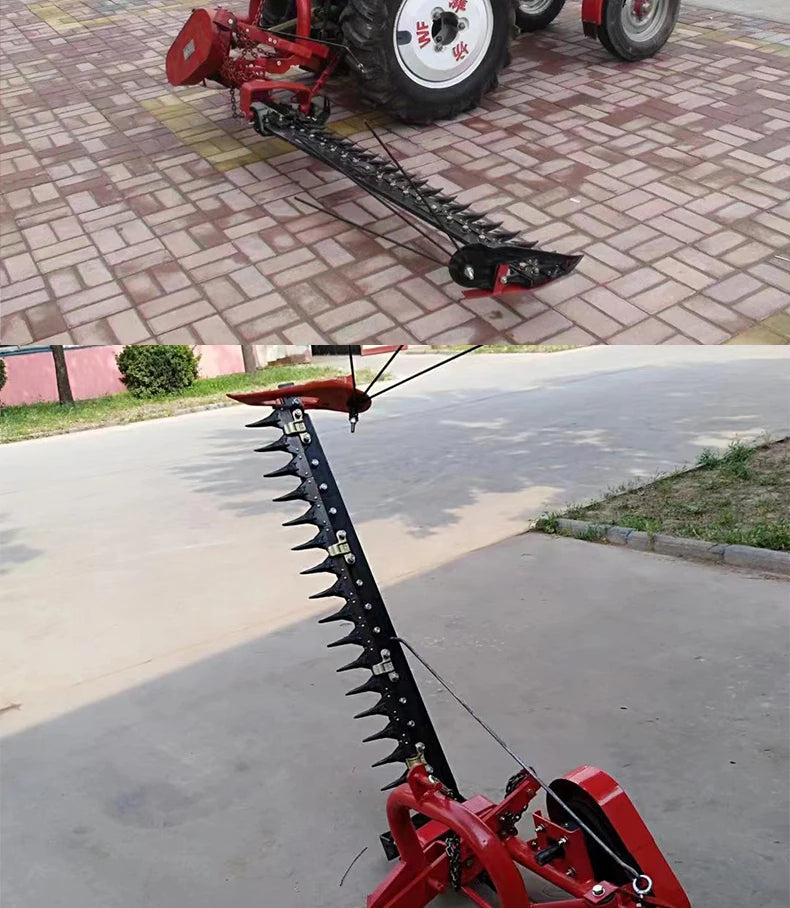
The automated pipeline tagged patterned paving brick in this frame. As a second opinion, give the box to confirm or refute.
[1,2,789,344]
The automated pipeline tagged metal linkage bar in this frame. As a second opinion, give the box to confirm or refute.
[250,398,459,799]
[250,102,582,293]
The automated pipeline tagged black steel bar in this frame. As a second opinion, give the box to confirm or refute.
[253,399,459,799]
[251,102,538,252]
[363,345,404,396]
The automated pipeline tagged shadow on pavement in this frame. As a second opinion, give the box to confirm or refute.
[172,355,783,537]
[2,533,787,908]
[0,513,43,574]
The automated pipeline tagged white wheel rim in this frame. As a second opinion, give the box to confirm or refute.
[621,0,667,42]
[392,0,494,89]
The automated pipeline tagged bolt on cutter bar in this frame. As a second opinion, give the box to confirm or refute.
[231,371,692,908]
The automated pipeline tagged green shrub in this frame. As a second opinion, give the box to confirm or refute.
[0,358,6,396]
[116,345,200,398]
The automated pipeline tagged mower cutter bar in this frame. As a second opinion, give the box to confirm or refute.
[250,101,582,294]
[249,397,460,802]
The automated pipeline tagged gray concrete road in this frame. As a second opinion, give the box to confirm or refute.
[2,346,789,718]
[2,535,787,908]
[1,347,789,907]
[685,0,790,25]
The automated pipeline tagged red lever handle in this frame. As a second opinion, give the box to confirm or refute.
[228,375,372,415]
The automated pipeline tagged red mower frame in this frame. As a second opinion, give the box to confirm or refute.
[371,764,691,908]
[166,0,342,116]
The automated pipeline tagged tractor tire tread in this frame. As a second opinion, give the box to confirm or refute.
[515,0,566,33]
[596,0,680,61]
[340,0,515,123]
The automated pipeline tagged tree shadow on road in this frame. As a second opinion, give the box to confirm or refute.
[170,355,785,539]
[0,513,43,575]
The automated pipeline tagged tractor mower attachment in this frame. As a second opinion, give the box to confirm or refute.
[250,100,583,297]
[167,1,582,300]
[232,360,693,908]
[167,0,681,295]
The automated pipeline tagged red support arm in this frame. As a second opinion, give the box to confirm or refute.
[368,765,692,908]
[229,376,372,414]
[374,766,531,908]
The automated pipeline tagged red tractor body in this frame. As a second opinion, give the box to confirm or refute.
[166,0,682,123]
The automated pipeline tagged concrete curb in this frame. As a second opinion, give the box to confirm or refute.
[544,518,790,577]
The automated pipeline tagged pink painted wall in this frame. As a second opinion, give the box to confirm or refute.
[67,346,126,400]
[194,344,244,377]
[1,345,248,406]
[1,350,60,406]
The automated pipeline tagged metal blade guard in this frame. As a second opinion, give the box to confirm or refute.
[234,377,692,908]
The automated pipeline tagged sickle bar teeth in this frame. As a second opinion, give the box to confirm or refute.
[283,504,323,528]
[317,602,356,624]
[337,651,376,673]
[381,771,408,791]
[246,411,282,429]
[264,457,303,479]
[346,675,387,697]
[354,699,390,720]
[254,436,293,454]
[292,528,333,551]
[371,743,412,767]
[308,578,348,600]
[362,721,399,744]
[273,480,312,503]
[327,627,365,648]
[301,557,342,577]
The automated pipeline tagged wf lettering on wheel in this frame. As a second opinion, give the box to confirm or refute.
[393,0,493,89]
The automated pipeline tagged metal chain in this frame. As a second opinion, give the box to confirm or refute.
[229,87,241,120]
[445,832,462,891]
[222,23,267,93]
[499,768,530,836]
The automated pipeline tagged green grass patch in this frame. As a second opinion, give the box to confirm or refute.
[0,364,380,443]
[540,438,790,552]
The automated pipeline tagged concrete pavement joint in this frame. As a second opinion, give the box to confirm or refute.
[539,517,790,576]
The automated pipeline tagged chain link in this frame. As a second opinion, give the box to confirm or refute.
[498,768,530,836]
[229,87,241,120]
[445,832,462,891]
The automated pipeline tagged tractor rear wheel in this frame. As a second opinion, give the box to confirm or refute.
[341,0,515,123]
[515,0,565,32]
[597,0,680,61]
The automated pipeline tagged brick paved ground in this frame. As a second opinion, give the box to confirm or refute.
[1,1,789,345]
